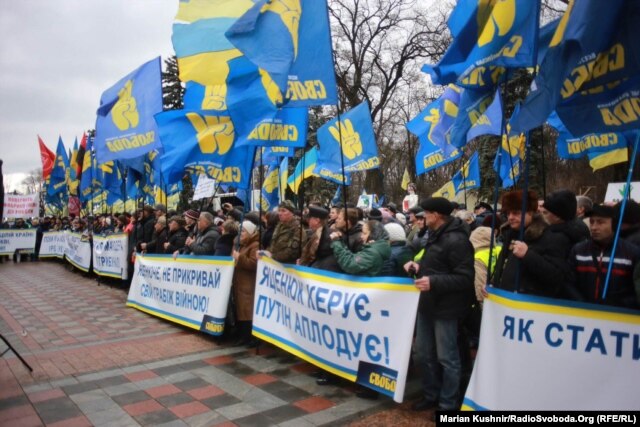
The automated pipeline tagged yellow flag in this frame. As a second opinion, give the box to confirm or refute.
[401,167,410,191]
[589,148,628,171]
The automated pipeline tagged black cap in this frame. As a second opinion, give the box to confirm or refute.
[368,208,383,221]
[474,202,493,212]
[586,204,616,219]
[543,189,577,221]
[420,197,454,215]
[308,206,329,219]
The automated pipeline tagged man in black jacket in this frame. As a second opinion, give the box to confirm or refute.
[566,204,640,309]
[404,197,475,412]
[184,212,220,255]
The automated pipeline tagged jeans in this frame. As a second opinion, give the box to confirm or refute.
[414,312,461,410]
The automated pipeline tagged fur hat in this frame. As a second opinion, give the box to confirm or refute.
[500,190,538,214]
[543,189,577,221]
[384,223,407,243]
[420,197,454,216]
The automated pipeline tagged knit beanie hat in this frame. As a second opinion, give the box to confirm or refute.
[242,221,257,235]
[384,223,407,243]
[543,189,577,221]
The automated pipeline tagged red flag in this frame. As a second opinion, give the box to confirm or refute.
[76,133,87,178]
[38,136,56,179]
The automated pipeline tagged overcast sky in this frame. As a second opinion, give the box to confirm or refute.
[0,0,177,177]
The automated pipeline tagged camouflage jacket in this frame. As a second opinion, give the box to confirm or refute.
[269,219,306,264]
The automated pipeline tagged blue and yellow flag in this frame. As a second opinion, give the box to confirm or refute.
[317,102,379,174]
[511,0,640,134]
[287,146,318,193]
[547,111,629,171]
[414,133,462,176]
[226,0,337,107]
[182,57,281,149]
[260,164,281,211]
[241,107,308,148]
[172,0,253,87]
[313,160,352,186]
[261,146,294,167]
[279,156,289,202]
[79,136,94,205]
[407,86,462,157]
[47,137,69,198]
[226,0,300,94]
[449,88,502,149]
[423,0,539,86]
[452,152,481,193]
[432,180,457,201]
[493,117,526,188]
[156,108,256,189]
[94,57,163,164]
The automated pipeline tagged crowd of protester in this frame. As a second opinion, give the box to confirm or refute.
[3,186,640,412]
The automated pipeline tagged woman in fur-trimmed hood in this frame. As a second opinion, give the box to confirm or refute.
[491,190,568,297]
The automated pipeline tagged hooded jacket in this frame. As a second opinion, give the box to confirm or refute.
[417,217,475,319]
[331,239,391,276]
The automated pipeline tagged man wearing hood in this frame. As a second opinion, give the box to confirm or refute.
[403,197,475,413]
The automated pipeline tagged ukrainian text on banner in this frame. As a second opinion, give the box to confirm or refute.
[126,254,235,336]
[39,231,67,258]
[93,234,129,280]
[64,232,92,272]
[3,193,39,219]
[0,229,37,255]
[253,257,419,402]
[463,288,640,410]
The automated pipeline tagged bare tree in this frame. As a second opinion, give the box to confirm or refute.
[329,0,449,196]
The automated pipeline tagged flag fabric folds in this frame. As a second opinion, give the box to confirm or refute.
[260,164,281,211]
[94,57,163,164]
[452,89,502,146]
[38,136,56,180]
[414,133,462,176]
[452,152,481,193]
[239,107,308,148]
[407,86,463,157]
[401,167,410,191]
[432,180,456,201]
[47,137,69,199]
[547,112,630,171]
[225,0,299,94]
[317,102,379,174]
[79,136,95,204]
[423,0,540,87]
[172,0,253,87]
[287,146,318,193]
[511,0,640,134]
[156,108,256,189]
[493,122,526,188]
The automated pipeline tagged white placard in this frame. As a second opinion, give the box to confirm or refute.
[604,182,640,203]
[0,229,37,255]
[3,193,39,218]
[93,234,129,280]
[192,176,216,201]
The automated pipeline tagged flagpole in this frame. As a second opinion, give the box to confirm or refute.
[258,149,264,249]
[602,132,640,299]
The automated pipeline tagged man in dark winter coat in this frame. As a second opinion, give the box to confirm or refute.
[492,190,567,298]
[566,204,640,309]
[616,200,640,248]
[541,189,590,258]
[403,197,475,412]
[298,206,342,272]
[184,212,220,255]
[143,216,168,254]
[135,205,156,252]
[164,216,189,254]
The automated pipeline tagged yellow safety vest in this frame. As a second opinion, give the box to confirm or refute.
[474,246,502,273]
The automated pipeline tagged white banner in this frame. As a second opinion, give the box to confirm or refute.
[93,234,129,280]
[3,193,39,218]
[463,288,640,410]
[253,257,419,402]
[39,231,67,258]
[64,232,92,272]
[605,181,640,203]
[0,229,37,255]
[193,176,216,201]
[126,254,235,336]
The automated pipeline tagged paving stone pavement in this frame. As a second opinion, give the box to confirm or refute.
[0,260,433,426]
